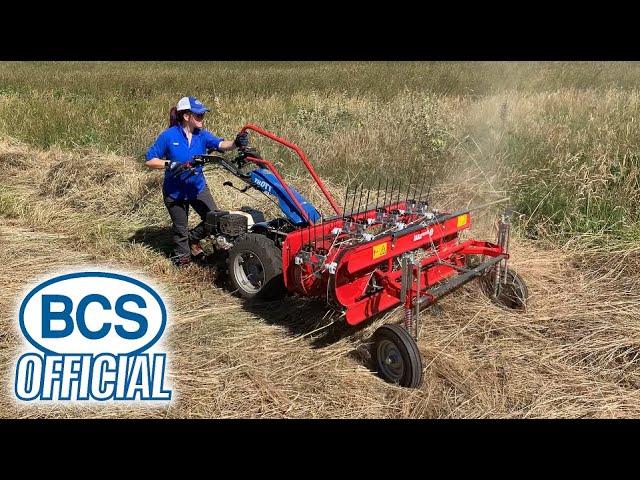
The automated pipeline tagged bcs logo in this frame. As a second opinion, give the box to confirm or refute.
[14,271,172,402]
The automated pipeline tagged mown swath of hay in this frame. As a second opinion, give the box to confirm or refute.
[1,137,640,419]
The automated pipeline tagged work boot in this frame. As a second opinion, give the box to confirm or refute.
[190,240,205,259]
[172,254,191,268]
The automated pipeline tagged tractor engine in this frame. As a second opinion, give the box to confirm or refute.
[205,208,266,250]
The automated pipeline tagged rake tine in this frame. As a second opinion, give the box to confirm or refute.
[389,179,395,211]
[356,183,364,219]
[412,178,422,208]
[396,179,402,210]
[417,174,427,204]
[342,183,350,220]
[382,177,389,211]
[394,179,400,210]
[350,183,358,221]
[410,173,423,204]
[383,179,393,209]
[424,176,434,206]
[374,177,382,212]
[363,187,371,223]
[404,180,412,209]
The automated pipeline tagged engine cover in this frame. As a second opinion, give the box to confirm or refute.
[205,209,265,237]
[219,214,248,237]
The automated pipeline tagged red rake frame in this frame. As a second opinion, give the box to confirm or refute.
[239,125,511,328]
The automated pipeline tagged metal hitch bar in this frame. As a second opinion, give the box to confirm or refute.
[417,254,507,308]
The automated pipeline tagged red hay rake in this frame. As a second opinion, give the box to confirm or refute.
[201,125,529,387]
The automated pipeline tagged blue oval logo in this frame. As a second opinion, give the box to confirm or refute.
[19,272,167,356]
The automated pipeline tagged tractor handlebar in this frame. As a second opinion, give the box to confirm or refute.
[193,147,262,171]
[191,154,225,167]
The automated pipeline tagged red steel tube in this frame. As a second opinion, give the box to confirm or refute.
[246,156,311,224]
[241,124,342,215]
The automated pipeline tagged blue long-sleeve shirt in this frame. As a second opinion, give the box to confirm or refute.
[146,125,224,200]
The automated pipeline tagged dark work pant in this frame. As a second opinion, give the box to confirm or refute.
[163,188,217,259]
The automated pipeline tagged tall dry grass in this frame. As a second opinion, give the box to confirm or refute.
[2,62,639,241]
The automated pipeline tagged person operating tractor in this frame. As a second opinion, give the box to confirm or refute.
[145,96,249,267]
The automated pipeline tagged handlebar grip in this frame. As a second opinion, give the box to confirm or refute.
[192,154,225,165]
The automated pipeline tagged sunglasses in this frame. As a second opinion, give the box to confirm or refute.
[191,112,205,120]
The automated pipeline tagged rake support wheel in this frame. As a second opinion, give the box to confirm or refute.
[481,266,528,310]
[372,324,423,388]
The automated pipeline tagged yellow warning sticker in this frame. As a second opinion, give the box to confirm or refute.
[457,214,469,228]
[373,242,388,259]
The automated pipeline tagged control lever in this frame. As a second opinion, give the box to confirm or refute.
[223,181,251,193]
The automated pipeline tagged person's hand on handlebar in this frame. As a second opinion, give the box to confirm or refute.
[234,131,249,149]
[165,160,193,176]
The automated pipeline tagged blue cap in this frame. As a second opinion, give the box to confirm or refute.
[176,96,210,114]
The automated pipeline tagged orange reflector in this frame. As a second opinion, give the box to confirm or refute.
[372,242,388,259]
[457,214,469,228]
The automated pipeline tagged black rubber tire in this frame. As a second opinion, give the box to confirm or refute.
[480,267,529,310]
[228,233,286,300]
[372,324,423,388]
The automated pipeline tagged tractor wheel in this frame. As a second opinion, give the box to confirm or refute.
[372,324,423,388]
[228,234,286,301]
[480,267,528,310]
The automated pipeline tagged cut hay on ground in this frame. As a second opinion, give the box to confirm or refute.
[1,140,639,418]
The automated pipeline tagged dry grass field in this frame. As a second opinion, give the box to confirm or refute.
[1,62,639,418]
